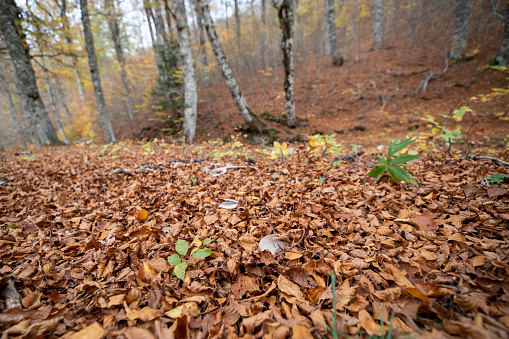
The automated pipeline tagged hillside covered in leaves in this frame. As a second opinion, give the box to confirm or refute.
[0,139,508,338]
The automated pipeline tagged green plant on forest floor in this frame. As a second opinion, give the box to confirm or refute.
[422,106,471,147]
[480,172,509,187]
[167,238,212,281]
[367,137,420,185]
[309,134,342,158]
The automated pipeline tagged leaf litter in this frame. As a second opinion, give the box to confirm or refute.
[0,143,508,338]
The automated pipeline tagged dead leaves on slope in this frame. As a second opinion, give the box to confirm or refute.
[0,146,508,338]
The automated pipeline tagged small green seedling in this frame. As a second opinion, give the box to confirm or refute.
[480,172,509,186]
[6,225,14,230]
[167,238,212,281]
[367,137,420,185]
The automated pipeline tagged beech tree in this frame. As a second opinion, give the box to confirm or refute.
[0,64,26,148]
[105,0,135,120]
[373,0,383,49]
[262,0,269,69]
[496,1,509,66]
[80,0,116,143]
[194,1,211,87]
[197,0,262,132]
[0,0,61,146]
[274,0,297,128]
[172,0,198,143]
[449,0,472,59]
[323,0,344,66]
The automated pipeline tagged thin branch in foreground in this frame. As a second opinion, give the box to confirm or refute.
[470,155,509,166]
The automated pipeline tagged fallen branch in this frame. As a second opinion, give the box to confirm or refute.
[470,155,509,166]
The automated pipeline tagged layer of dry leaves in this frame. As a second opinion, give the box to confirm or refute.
[0,144,508,339]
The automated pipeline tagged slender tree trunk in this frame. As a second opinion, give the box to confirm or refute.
[449,0,472,59]
[195,1,211,87]
[105,0,135,120]
[162,0,175,42]
[60,0,87,107]
[324,0,343,66]
[172,0,198,144]
[262,0,269,69]
[0,0,61,146]
[51,61,73,123]
[145,6,166,81]
[0,64,26,148]
[224,0,229,33]
[234,0,242,52]
[274,0,297,128]
[324,0,331,55]
[80,0,116,143]
[373,0,383,49]
[496,1,509,66]
[39,51,70,145]
[197,0,262,132]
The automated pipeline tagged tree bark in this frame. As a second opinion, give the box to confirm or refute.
[373,0,383,49]
[60,0,87,107]
[172,0,198,144]
[324,0,343,66]
[197,0,262,132]
[194,1,211,87]
[274,0,297,128]
[262,0,269,69]
[39,50,70,145]
[80,0,116,143]
[145,5,167,81]
[0,0,61,146]
[449,0,472,59]
[162,0,175,42]
[0,64,26,148]
[234,0,242,51]
[496,1,509,66]
[105,0,135,120]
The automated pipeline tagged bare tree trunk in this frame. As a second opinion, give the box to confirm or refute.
[145,5,167,81]
[262,0,269,69]
[51,61,73,124]
[195,1,211,87]
[60,0,87,107]
[162,0,175,42]
[39,50,70,145]
[324,0,343,66]
[373,0,383,49]
[80,0,116,143]
[172,0,197,144]
[223,0,229,33]
[234,0,242,52]
[274,0,297,128]
[0,0,61,146]
[0,64,26,148]
[9,63,38,145]
[197,0,262,132]
[105,0,135,121]
[449,0,472,59]
[496,1,509,66]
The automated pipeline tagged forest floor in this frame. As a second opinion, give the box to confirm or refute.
[1,41,509,337]
[0,133,508,338]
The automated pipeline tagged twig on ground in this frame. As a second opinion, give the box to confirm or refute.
[470,155,509,166]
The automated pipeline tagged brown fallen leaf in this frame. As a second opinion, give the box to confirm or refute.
[410,215,438,231]
[122,327,156,339]
[68,322,105,339]
[278,274,306,300]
